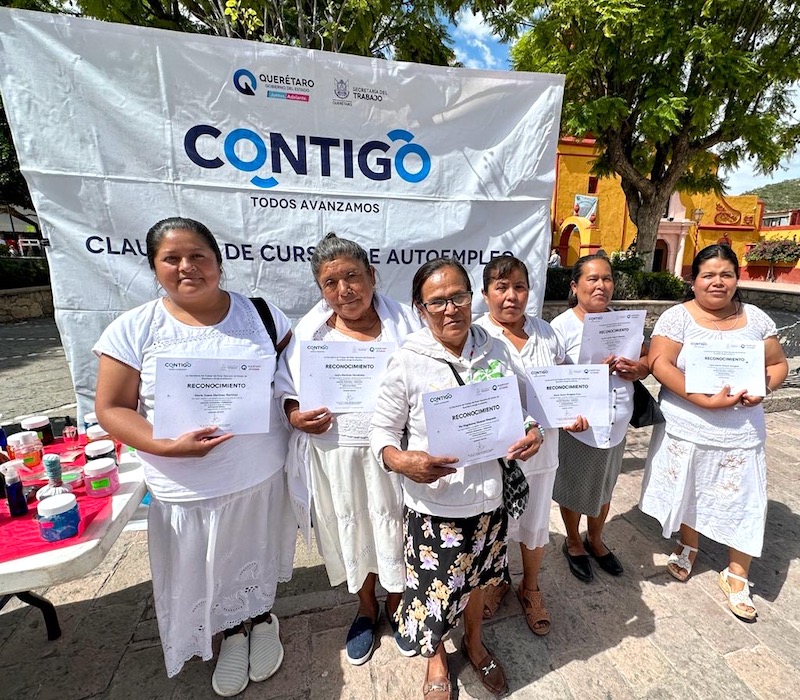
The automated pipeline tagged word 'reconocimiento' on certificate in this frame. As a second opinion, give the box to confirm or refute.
[299,341,396,413]
[578,310,646,364]
[153,357,274,438]
[422,377,525,468]
[683,341,766,396]
[525,365,610,428]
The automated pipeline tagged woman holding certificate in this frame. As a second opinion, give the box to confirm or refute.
[640,244,788,621]
[94,218,296,697]
[550,254,649,583]
[475,255,588,635]
[370,258,543,700]
[276,233,421,665]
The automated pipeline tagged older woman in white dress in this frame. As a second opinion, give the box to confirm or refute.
[276,233,421,664]
[640,244,788,621]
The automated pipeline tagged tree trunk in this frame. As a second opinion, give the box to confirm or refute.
[618,175,673,271]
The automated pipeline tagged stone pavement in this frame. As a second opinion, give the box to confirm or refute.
[3,414,800,700]
[3,317,800,699]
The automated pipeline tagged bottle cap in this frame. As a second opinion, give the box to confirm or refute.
[37,493,77,517]
[1,461,23,483]
[86,424,110,441]
[85,439,116,459]
[84,457,117,477]
[21,415,50,430]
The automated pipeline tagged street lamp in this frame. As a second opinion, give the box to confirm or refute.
[692,208,704,248]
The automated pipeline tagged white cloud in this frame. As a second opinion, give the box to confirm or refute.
[454,9,498,42]
[450,9,507,71]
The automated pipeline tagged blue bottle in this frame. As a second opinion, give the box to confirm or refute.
[3,464,29,517]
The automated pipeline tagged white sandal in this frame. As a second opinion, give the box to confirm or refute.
[718,568,757,621]
[666,540,698,582]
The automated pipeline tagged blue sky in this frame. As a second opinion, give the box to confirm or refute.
[449,10,800,199]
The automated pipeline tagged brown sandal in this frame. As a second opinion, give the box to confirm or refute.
[517,586,551,636]
[482,581,510,619]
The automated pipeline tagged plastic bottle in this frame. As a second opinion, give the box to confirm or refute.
[3,462,29,517]
[0,412,7,450]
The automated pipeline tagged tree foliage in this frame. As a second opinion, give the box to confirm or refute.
[471,0,800,267]
[72,0,460,63]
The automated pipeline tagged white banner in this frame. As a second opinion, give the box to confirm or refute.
[0,9,564,420]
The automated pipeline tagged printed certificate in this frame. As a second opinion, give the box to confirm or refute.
[299,341,396,412]
[153,357,274,438]
[423,377,524,468]
[525,365,610,428]
[578,310,646,363]
[684,341,766,396]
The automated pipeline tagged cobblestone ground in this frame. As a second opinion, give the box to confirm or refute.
[3,316,800,699]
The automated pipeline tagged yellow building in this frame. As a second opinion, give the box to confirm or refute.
[551,137,799,281]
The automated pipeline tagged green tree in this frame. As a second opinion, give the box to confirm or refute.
[0,0,61,213]
[472,0,800,268]
[74,1,459,64]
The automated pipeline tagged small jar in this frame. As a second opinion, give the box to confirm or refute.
[37,493,81,541]
[84,439,117,464]
[83,458,119,497]
[83,411,98,433]
[86,424,111,442]
[6,431,44,470]
[21,415,55,446]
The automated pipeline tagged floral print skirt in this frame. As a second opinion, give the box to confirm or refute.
[394,506,509,657]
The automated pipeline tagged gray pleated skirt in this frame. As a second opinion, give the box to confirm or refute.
[553,431,626,517]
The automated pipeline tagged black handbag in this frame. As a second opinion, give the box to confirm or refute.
[629,380,664,428]
[446,362,529,518]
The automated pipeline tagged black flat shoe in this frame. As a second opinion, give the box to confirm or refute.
[562,541,593,583]
[583,537,624,576]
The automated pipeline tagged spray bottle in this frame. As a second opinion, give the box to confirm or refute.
[2,460,29,516]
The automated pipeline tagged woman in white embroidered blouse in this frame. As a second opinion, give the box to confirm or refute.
[640,244,788,622]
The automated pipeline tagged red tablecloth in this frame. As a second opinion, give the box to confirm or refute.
[0,437,116,564]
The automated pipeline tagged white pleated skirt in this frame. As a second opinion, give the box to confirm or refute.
[639,424,767,558]
[507,468,557,550]
[148,469,297,677]
[308,440,405,594]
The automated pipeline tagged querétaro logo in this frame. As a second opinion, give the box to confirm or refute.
[233,69,257,96]
[184,125,432,189]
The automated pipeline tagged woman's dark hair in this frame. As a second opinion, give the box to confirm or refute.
[686,244,742,302]
[310,232,371,286]
[412,258,472,307]
[146,217,222,271]
[482,255,529,292]
[567,253,613,308]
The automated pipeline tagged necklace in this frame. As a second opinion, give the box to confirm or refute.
[695,300,741,331]
[328,310,381,334]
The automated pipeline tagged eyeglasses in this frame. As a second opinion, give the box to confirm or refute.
[420,292,473,314]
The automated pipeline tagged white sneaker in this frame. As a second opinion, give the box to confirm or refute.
[249,615,284,682]
[212,631,250,697]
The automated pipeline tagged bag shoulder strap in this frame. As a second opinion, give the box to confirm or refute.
[446,361,511,471]
[249,297,281,358]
